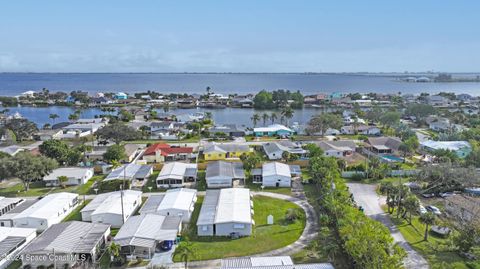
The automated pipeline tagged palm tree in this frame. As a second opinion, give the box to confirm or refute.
[108,242,122,265]
[68,113,79,122]
[204,112,213,120]
[251,114,260,127]
[281,106,294,126]
[270,113,277,124]
[174,238,196,269]
[49,113,59,125]
[163,102,170,113]
[419,212,436,241]
[403,194,419,224]
[262,113,269,126]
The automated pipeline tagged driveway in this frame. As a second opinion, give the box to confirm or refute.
[347,183,429,269]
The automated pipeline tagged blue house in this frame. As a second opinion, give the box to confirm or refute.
[254,124,294,137]
[115,92,128,100]
[65,96,76,103]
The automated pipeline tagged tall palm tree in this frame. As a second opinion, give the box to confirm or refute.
[270,113,277,124]
[262,113,269,126]
[49,113,59,125]
[419,212,435,241]
[204,112,213,120]
[281,106,294,126]
[163,102,170,113]
[251,114,260,127]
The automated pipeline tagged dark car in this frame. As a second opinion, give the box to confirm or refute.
[160,240,174,251]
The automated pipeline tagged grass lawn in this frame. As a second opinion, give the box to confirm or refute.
[389,212,480,269]
[173,195,305,261]
[196,170,206,191]
[141,171,163,193]
[63,200,91,222]
[246,181,292,196]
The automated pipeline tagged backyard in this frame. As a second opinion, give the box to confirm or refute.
[173,195,306,261]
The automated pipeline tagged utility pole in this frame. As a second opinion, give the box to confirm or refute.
[120,185,125,224]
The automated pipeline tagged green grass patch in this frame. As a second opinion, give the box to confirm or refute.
[63,200,91,222]
[173,195,305,261]
[195,170,206,191]
[142,171,163,193]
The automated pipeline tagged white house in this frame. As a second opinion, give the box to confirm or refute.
[340,125,381,135]
[221,256,335,269]
[260,162,292,187]
[140,188,197,223]
[104,163,153,188]
[21,221,110,268]
[0,198,38,228]
[262,141,308,160]
[60,122,105,138]
[43,167,94,187]
[81,190,142,228]
[156,162,198,188]
[317,140,357,158]
[114,214,182,260]
[197,188,254,237]
[206,161,245,188]
[11,192,79,232]
[0,227,37,269]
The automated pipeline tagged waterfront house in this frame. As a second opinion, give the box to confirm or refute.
[206,161,245,188]
[0,227,36,269]
[81,190,142,228]
[140,188,197,223]
[209,124,246,137]
[197,188,254,237]
[43,167,94,187]
[21,221,110,268]
[444,195,479,222]
[420,140,472,158]
[114,214,181,260]
[262,141,308,160]
[426,95,450,106]
[11,193,79,232]
[142,143,194,163]
[253,124,294,137]
[115,92,128,100]
[203,143,251,161]
[156,162,198,188]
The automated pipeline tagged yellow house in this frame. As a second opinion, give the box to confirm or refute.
[203,143,251,161]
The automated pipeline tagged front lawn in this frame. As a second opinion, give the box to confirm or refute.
[63,200,91,222]
[173,195,305,261]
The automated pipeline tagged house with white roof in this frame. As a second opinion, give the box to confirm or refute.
[221,256,335,269]
[206,161,245,188]
[253,124,294,137]
[420,140,472,158]
[262,141,308,160]
[104,163,153,188]
[251,162,292,187]
[197,188,254,237]
[0,198,38,228]
[81,190,142,228]
[140,188,197,223]
[317,140,357,158]
[0,227,37,269]
[43,167,94,187]
[340,124,381,135]
[114,214,182,260]
[11,192,79,232]
[60,122,105,138]
[156,162,198,188]
[21,221,110,268]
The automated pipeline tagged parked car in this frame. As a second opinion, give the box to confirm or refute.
[418,205,427,215]
[160,240,174,251]
[439,192,454,198]
[422,193,435,198]
[426,205,442,215]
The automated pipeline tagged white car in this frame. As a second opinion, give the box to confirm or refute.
[426,205,442,215]
[418,205,427,215]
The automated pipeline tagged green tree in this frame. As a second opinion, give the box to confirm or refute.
[49,113,59,125]
[240,153,261,172]
[4,118,38,141]
[405,104,436,124]
[68,113,80,122]
[281,106,294,126]
[262,113,269,126]
[118,109,134,122]
[96,123,142,144]
[103,144,127,163]
[57,175,68,188]
[4,152,58,191]
[250,114,260,127]
[379,111,401,130]
[307,113,343,137]
[419,212,436,241]
[39,140,83,166]
[453,224,479,253]
[403,194,420,224]
[253,90,274,109]
[174,238,196,269]
[269,113,277,124]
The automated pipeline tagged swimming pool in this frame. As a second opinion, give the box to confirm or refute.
[381,155,404,162]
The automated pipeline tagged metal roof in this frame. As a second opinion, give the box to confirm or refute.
[0,197,23,214]
[139,194,164,215]
[105,163,152,181]
[197,188,252,226]
[43,167,93,181]
[157,162,197,181]
[12,193,78,221]
[82,190,142,216]
[196,189,220,225]
[221,256,335,269]
[262,162,291,178]
[0,227,36,257]
[22,221,109,254]
[204,143,250,154]
[206,161,245,179]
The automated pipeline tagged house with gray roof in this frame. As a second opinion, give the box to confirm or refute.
[262,141,308,160]
[43,167,94,187]
[21,221,110,268]
[365,137,402,154]
[209,124,246,137]
[114,214,181,260]
[206,161,245,188]
[0,227,37,269]
[316,140,357,158]
[104,163,153,188]
[0,198,38,228]
[221,256,335,269]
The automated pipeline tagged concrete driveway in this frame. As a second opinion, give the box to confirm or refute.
[347,183,429,269]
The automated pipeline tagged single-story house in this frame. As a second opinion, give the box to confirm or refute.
[156,162,198,188]
[420,140,472,158]
[114,214,182,260]
[104,163,153,188]
[140,188,197,223]
[253,124,294,137]
[81,190,142,228]
[11,193,78,232]
[0,227,37,269]
[197,188,254,237]
[221,256,334,269]
[0,197,25,218]
[124,144,141,162]
[60,122,105,138]
[340,124,381,135]
[365,137,402,154]
[115,92,128,100]
[262,141,308,160]
[444,195,479,222]
[206,161,245,188]
[0,199,38,228]
[251,162,292,187]
[142,143,194,163]
[317,140,357,158]
[203,143,251,161]
[33,129,63,141]
[0,145,23,156]
[43,167,94,187]
[21,221,110,268]
[209,124,246,137]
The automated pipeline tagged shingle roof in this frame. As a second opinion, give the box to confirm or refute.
[204,143,249,154]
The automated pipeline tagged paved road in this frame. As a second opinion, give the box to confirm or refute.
[347,183,429,269]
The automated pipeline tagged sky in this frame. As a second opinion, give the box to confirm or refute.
[0,1,479,73]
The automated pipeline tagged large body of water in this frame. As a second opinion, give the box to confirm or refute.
[1,73,480,96]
